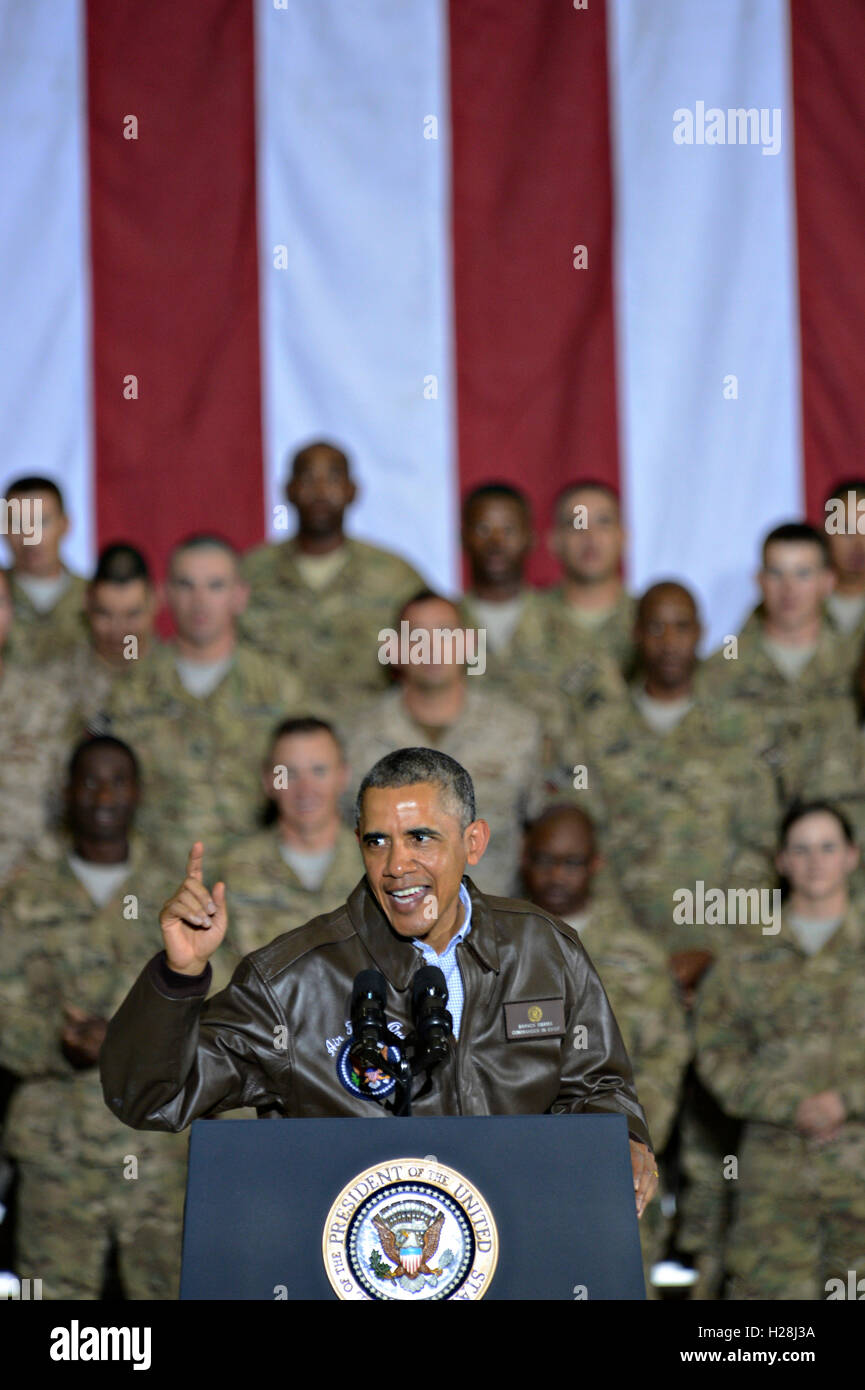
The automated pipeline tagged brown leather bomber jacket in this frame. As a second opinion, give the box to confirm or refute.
[100,876,652,1147]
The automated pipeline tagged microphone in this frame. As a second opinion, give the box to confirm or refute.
[350,969,389,1064]
[410,965,453,1073]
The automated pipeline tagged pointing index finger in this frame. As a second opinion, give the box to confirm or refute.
[186,842,205,882]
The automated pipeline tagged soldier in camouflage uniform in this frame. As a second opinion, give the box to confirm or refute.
[696,801,865,1299]
[0,737,189,1299]
[239,440,425,716]
[346,592,547,896]
[823,478,865,652]
[543,479,638,680]
[702,523,854,806]
[520,804,689,1156]
[796,657,865,903]
[45,543,161,743]
[104,536,304,879]
[569,582,779,1297]
[458,482,553,680]
[520,804,690,1293]
[223,717,362,957]
[457,482,618,771]
[0,569,74,886]
[2,475,87,667]
[576,583,778,961]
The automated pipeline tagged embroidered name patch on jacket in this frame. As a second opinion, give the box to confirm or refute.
[503,998,566,1040]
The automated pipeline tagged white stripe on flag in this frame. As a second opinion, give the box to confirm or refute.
[0,0,93,574]
[608,0,802,651]
[254,0,457,592]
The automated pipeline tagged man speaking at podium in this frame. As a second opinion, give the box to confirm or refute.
[101,748,657,1218]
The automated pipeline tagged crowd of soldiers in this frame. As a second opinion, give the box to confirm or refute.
[1,443,864,1301]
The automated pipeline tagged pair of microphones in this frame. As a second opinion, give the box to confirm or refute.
[348,966,453,1116]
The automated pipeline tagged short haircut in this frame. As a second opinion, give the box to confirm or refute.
[779,799,855,848]
[636,579,699,623]
[761,522,829,566]
[355,747,476,830]
[552,479,621,524]
[396,588,460,626]
[824,478,865,506]
[462,481,532,523]
[269,715,344,758]
[289,439,350,476]
[6,475,65,512]
[68,734,139,783]
[168,533,240,575]
[92,542,151,586]
[523,802,597,842]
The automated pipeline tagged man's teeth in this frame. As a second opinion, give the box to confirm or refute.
[391,887,425,898]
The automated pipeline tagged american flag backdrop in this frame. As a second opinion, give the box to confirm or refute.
[1,0,863,651]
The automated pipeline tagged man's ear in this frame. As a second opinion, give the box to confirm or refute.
[232,579,251,616]
[464,818,491,865]
[261,761,275,802]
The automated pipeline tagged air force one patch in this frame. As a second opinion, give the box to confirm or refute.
[336,1039,400,1100]
[323,1159,498,1300]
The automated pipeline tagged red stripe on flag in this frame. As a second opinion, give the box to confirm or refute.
[791,0,865,520]
[86,0,264,581]
[449,0,621,586]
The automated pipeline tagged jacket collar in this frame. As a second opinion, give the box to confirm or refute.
[345,874,501,990]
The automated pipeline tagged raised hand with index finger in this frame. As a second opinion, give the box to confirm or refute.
[159,842,228,976]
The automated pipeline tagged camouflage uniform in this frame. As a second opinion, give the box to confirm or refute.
[223,824,362,957]
[541,585,638,680]
[695,907,865,1299]
[701,611,855,806]
[4,566,88,667]
[240,537,424,717]
[566,891,689,1153]
[575,686,778,955]
[102,643,304,879]
[458,588,561,688]
[567,890,691,1292]
[569,685,780,1294]
[824,596,865,655]
[345,684,546,895]
[0,837,188,1299]
[458,588,625,780]
[0,663,73,886]
[45,638,165,742]
[796,701,865,903]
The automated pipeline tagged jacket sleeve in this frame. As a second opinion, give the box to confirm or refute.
[100,951,291,1131]
[549,938,653,1150]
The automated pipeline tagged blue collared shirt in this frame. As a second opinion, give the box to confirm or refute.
[414,881,472,1039]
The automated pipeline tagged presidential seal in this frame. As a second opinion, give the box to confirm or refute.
[322,1158,498,1300]
[335,1038,401,1101]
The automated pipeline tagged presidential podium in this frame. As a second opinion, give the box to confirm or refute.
[180,1113,646,1300]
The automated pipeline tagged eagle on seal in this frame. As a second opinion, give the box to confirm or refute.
[372,1212,445,1280]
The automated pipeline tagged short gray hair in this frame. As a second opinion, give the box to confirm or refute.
[355,747,476,830]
